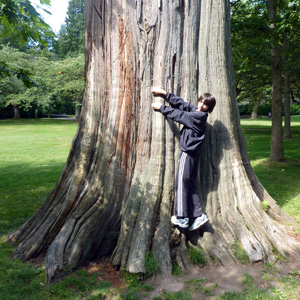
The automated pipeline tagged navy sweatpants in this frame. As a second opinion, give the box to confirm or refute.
[174,151,203,218]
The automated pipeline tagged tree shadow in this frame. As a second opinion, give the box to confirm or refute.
[186,120,233,243]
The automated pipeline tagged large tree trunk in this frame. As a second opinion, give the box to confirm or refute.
[8,0,300,283]
[267,0,284,161]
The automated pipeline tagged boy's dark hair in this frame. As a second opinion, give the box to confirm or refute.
[198,93,216,113]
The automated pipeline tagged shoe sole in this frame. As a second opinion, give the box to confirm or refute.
[189,218,209,231]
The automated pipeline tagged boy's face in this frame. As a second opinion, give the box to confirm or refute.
[198,100,209,112]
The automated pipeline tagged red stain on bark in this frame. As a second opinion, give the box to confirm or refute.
[115,17,135,175]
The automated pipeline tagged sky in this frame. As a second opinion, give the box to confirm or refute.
[30,0,69,33]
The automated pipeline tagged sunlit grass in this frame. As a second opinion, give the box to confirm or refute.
[240,115,300,222]
[241,115,300,129]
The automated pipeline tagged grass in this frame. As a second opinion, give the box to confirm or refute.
[187,244,207,266]
[185,278,217,295]
[1,116,300,299]
[144,251,160,278]
[241,115,300,223]
[0,118,78,234]
[171,261,182,276]
[0,234,117,300]
[215,273,280,300]
[153,290,192,300]
[231,240,249,265]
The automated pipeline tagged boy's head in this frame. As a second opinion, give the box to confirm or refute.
[198,93,216,113]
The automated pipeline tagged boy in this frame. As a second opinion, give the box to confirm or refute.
[151,87,216,231]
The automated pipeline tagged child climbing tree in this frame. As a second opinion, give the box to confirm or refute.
[9,0,300,283]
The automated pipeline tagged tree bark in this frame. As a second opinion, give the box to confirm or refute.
[267,0,284,161]
[251,101,260,119]
[13,105,21,119]
[284,68,291,139]
[75,105,81,121]
[283,35,291,139]
[8,0,300,283]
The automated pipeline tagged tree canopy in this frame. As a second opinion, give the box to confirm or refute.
[0,46,84,117]
[231,0,300,107]
[0,0,54,47]
[0,0,85,118]
[54,0,85,58]
[0,0,55,88]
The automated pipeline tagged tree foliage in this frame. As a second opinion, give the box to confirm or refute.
[0,46,84,117]
[0,0,54,47]
[231,0,270,102]
[54,0,85,58]
[231,0,300,105]
[0,0,55,87]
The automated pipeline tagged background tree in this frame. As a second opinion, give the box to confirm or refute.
[280,1,300,138]
[0,47,84,118]
[49,54,85,117]
[8,0,300,283]
[0,46,34,118]
[231,0,300,159]
[231,0,271,118]
[54,0,85,58]
[0,0,54,83]
[0,0,53,47]
[267,0,284,161]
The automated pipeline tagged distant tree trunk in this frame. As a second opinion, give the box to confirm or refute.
[284,69,291,138]
[8,0,300,283]
[13,105,21,119]
[283,35,291,139]
[75,105,81,121]
[251,101,260,119]
[267,0,284,161]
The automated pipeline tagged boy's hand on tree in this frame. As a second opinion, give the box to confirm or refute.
[152,102,162,111]
[151,87,167,97]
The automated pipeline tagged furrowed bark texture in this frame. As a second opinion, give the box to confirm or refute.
[8,0,300,282]
[283,35,291,139]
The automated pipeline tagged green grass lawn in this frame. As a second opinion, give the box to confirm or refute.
[0,119,78,234]
[241,115,300,223]
[1,117,300,300]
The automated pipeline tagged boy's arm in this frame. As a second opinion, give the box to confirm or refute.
[159,105,203,130]
[151,87,167,97]
[164,92,196,112]
[151,87,196,111]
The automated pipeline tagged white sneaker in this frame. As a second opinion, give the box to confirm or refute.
[189,214,209,231]
[171,215,189,228]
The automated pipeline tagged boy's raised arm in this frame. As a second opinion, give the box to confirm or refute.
[151,87,167,97]
[151,87,196,112]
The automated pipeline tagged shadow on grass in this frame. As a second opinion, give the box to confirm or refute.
[0,162,67,235]
[0,237,115,300]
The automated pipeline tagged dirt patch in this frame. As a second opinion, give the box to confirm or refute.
[141,264,264,299]
[139,261,300,299]
[85,257,126,289]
